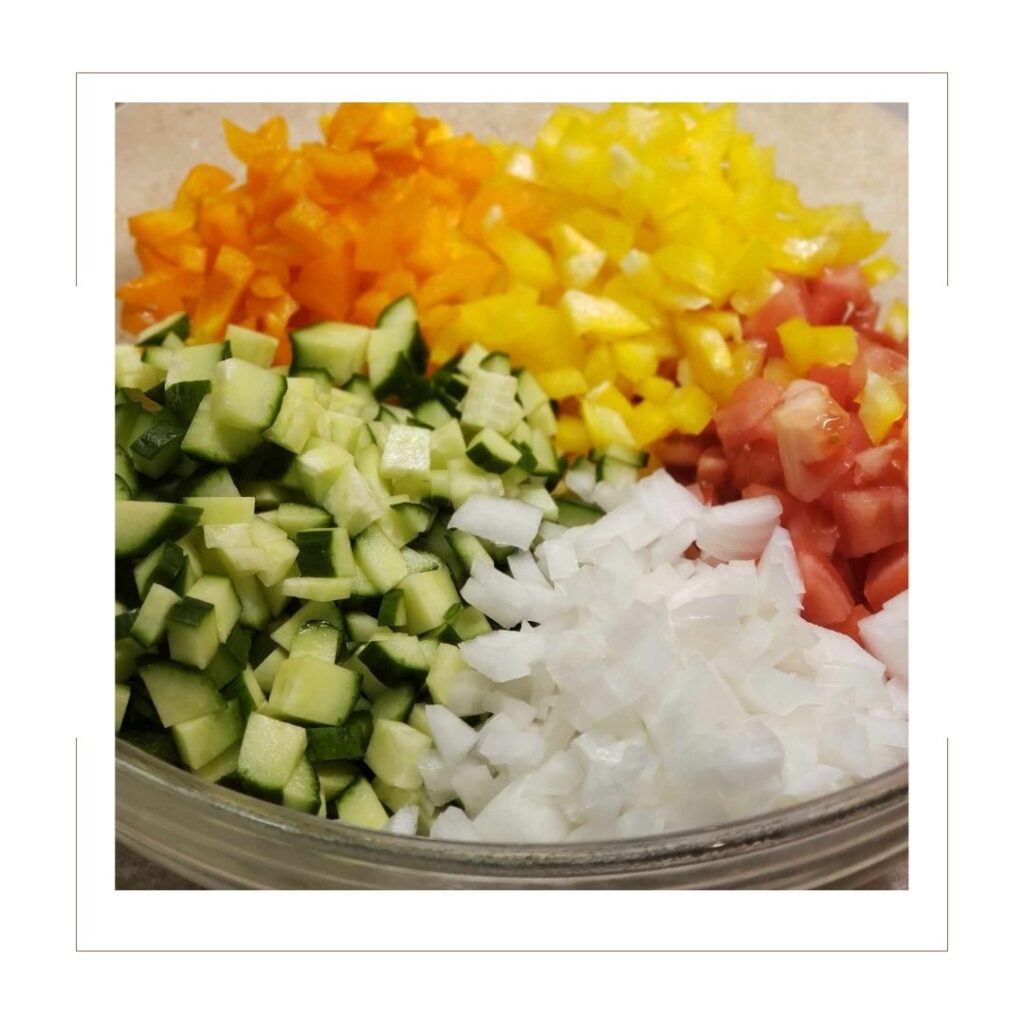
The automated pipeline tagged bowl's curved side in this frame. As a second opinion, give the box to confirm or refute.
[117,741,907,889]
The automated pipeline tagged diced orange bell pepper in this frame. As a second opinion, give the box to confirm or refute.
[174,164,234,211]
[191,245,255,341]
[128,207,196,247]
[290,248,357,323]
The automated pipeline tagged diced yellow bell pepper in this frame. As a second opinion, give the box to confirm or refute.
[677,319,734,399]
[582,345,617,386]
[857,370,906,444]
[612,341,659,383]
[561,290,650,340]
[665,385,716,435]
[863,255,900,287]
[483,220,558,292]
[537,367,588,400]
[585,381,634,420]
[555,415,591,453]
[629,401,674,447]
[778,317,858,374]
[581,399,635,447]
[549,222,606,289]
[763,357,797,387]
[883,299,909,343]
[636,376,675,403]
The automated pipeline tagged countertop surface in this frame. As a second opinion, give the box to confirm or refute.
[116,102,908,891]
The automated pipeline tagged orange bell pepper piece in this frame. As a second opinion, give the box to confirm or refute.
[290,248,357,322]
[174,164,234,211]
[191,245,255,341]
[128,207,195,247]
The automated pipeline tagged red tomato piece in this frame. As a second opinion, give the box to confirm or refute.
[805,265,872,326]
[742,275,809,358]
[852,440,907,488]
[727,440,784,489]
[806,358,868,410]
[833,486,909,558]
[787,500,840,558]
[771,381,851,502]
[696,445,730,488]
[793,541,856,627]
[863,542,909,611]
[713,377,784,452]
[834,603,872,641]
[655,435,706,468]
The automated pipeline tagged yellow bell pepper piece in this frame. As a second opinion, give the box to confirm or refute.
[585,381,634,420]
[863,255,900,287]
[677,319,734,400]
[763,357,797,387]
[549,222,606,289]
[629,401,674,447]
[483,220,558,292]
[555,415,591,453]
[612,341,659,383]
[778,317,858,374]
[884,299,909,343]
[561,290,650,339]
[857,370,906,445]
[581,399,635,447]
[665,385,716,435]
[636,376,675,402]
[537,367,588,400]
[582,345,617,387]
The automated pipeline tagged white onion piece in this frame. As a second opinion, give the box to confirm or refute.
[448,495,543,550]
[430,806,480,841]
[424,704,480,766]
[696,494,782,561]
[858,590,909,678]
[384,805,419,836]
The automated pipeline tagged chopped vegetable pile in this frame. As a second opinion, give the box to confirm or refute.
[116,103,909,840]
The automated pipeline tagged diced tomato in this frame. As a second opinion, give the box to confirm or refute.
[805,265,872,326]
[834,603,872,641]
[787,500,840,558]
[771,381,851,502]
[727,439,783,489]
[806,357,867,409]
[713,377,784,451]
[833,486,909,558]
[852,440,907,488]
[655,434,706,468]
[847,300,880,331]
[863,542,909,611]
[742,275,809,358]
[696,444,730,488]
[742,483,799,522]
[793,541,856,627]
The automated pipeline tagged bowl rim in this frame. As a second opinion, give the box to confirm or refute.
[117,738,908,877]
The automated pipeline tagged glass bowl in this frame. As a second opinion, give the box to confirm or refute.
[116,740,907,889]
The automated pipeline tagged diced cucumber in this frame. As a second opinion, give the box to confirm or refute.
[115,444,139,498]
[211,358,288,432]
[316,761,360,803]
[188,466,241,498]
[429,417,466,469]
[526,400,558,437]
[344,611,379,644]
[227,324,279,368]
[138,311,189,347]
[166,596,221,669]
[182,394,264,465]
[316,409,366,452]
[223,667,266,721]
[466,427,524,474]
[514,368,549,415]
[515,484,559,522]
[205,624,253,687]
[296,528,355,578]
[305,710,374,762]
[115,501,201,559]
[275,502,333,537]
[322,461,385,536]
[397,569,461,634]
[358,634,430,687]
[253,646,287,695]
[413,399,452,428]
[133,541,187,599]
[407,703,431,737]
[365,719,431,789]
[186,575,241,643]
[237,713,308,801]
[370,683,415,722]
[270,600,343,651]
[426,644,491,716]
[377,588,407,628]
[457,343,490,374]
[269,656,361,726]
[479,351,511,375]
[171,699,244,770]
[165,343,227,388]
[460,369,522,434]
[115,683,131,733]
[445,529,494,573]
[353,524,409,592]
[130,582,180,649]
[281,755,322,814]
[447,457,504,507]
[334,777,388,830]
[554,496,602,528]
[291,322,371,386]
[297,443,353,504]
[280,577,353,601]
[442,605,492,643]
[193,739,242,782]
[139,661,226,728]
[164,380,212,426]
[264,377,320,453]
[380,424,431,482]
[183,496,256,524]
[290,620,341,663]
